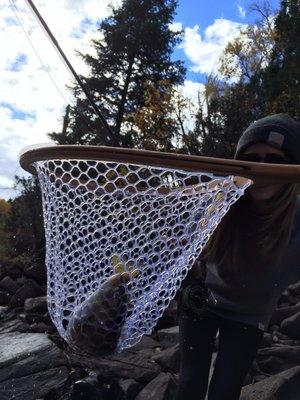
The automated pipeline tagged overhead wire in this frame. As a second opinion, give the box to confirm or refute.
[9,0,120,146]
[24,0,120,146]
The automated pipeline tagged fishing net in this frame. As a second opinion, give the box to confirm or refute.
[35,158,251,355]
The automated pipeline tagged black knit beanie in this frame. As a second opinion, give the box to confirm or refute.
[235,114,300,163]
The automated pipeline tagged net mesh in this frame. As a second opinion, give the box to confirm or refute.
[35,159,251,355]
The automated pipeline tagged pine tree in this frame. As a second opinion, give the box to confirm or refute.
[49,0,185,148]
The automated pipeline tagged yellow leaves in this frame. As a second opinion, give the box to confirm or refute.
[130,79,185,151]
[219,12,276,82]
[0,199,11,215]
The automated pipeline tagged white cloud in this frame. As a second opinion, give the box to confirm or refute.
[169,21,183,32]
[0,0,119,200]
[237,4,246,20]
[0,1,247,200]
[181,19,245,75]
[179,80,204,103]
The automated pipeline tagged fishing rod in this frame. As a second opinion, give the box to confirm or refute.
[24,0,121,147]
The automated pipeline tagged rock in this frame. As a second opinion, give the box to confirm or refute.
[0,276,19,294]
[273,331,293,341]
[25,312,45,324]
[0,366,69,400]
[151,344,180,373]
[252,374,269,383]
[29,322,56,334]
[0,290,11,306]
[240,366,300,400]
[135,372,177,400]
[0,262,22,280]
[287,281,300,296]
[0,332,68,380]
[0,332,69,400]
[273,332,298,346]
[70,373,100,400]
[280,311,300,340]
[157,326,179,349]
[16,276,28,286]
[130,335,160,351]
[270,302,300,325]
[9,279,42,308]
[257,345,300,364]
[23,263,47,284]
[119,378,144,400]
[69,349,162,384]
[138,347,162,359]
[70,374,126,400]
[257,355,295,375]
[259,332,273,348]
[256,345,300,374]
[24,296,47,314]
[0,306,8,318]
[0,317,30,334]
[0,264,7,280]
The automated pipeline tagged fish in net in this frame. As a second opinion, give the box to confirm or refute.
[34,158,251,355]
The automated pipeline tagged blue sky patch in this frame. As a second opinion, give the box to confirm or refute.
[8,53,27,72]
[4,16,18,26]
[70,17,95,39]
[0,102,35,121]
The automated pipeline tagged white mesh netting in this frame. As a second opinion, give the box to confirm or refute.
[35,159,251,355]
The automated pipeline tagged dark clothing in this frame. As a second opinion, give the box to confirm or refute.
[204,196,300,331]
[175,307,264,400]
[175,197,300,399]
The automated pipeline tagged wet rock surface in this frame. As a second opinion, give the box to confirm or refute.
[0,259,299,399]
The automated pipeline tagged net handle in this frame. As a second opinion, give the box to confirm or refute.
[19,143,300,183]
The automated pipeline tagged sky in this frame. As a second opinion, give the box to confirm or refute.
[0,0,280,200]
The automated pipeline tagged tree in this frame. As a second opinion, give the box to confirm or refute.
[0,199,11,258]
[191,0,300,158]
[5,177,45,262]
[129,80,193,152]
[49,0,185,148]
[190,77,257,158]
[260,0,300,118]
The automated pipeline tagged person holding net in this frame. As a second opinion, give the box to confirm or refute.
[175,113,300,400]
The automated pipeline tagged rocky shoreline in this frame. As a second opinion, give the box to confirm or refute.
[0,260,299,400]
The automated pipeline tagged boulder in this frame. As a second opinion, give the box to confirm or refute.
[24,296,47,314]
[280,311,300,340]
[23,263,47,284]
[68,349,162,384]
[258,345,300,364]
[151,343,180,373]
[135,372,177,400]
[270,302,300,326]
[240,366,300,400]
[9,279,43,308]
[0,332,68,400]
[0,290,11,306]
[0,262,22,280]
[0,317,30,334]
[119,378,144,400]
[0,276,19,294]
[157,326,179,349]
[130,335,160,351]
